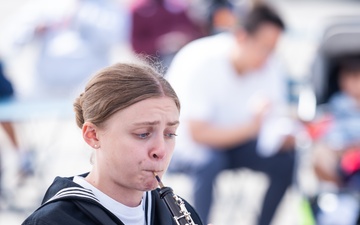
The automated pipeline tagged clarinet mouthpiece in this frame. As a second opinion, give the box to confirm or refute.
[153,172,165,188]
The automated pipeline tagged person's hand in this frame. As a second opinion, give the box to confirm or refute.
[279,135,296,152]
[35,24,49,36]
[253,97,271,120]
[250,98,271,136]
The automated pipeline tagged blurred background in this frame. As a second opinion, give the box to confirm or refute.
[1,0,360,224]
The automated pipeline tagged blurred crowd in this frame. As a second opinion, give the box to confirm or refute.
[1,0,360,224]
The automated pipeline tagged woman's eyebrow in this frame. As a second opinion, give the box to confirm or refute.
[133,121,159,126]
[167,121,180,126]
[132,120,179,126]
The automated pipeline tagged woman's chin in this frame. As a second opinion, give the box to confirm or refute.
[142,180,158,191]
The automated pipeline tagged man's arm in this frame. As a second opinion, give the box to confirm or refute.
[188,107,267,149]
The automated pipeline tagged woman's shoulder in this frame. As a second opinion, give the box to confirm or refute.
[22,174,121,225]
[22,200,83,225]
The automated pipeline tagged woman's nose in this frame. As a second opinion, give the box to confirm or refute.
[149,136,166,160]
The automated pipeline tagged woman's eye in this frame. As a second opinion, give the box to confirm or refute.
[165,133,178,139]
[137,133,150,139]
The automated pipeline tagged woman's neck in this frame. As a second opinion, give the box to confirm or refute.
[85,171,144,207]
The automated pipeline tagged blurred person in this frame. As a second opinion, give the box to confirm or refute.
[206,0,237,35]
[166,2,296,225]
[0,60,34,188]
[129,0,204,70]
[312,56,360,190]
[22,61,205,225]
[5,0,128,99]
[307,55,360,225]
[0,61,16,155]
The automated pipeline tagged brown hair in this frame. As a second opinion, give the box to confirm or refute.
[338,55,360,76]
[73,61,180,129]
[240,2,285,34]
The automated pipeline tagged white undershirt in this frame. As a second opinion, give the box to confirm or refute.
[73,176,150,225]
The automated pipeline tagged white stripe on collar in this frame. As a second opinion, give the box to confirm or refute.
[44,187,100,204]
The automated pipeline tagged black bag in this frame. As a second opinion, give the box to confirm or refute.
[0,61,14,98]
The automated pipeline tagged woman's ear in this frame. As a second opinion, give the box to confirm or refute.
[82,122,100,149]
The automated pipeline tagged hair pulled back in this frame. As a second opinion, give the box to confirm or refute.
[73,62,180,129]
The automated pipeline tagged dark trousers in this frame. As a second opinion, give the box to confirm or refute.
[191,139,295,225]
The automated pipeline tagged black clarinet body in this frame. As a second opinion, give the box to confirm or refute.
[154,173,198,225]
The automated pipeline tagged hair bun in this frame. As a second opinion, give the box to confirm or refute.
[73,93,85,128]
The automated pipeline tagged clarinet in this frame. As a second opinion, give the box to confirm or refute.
[153,173,198,225]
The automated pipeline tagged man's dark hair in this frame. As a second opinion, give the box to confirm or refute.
[241,3,285,34]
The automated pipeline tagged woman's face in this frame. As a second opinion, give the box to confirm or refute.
[90,97,179,196]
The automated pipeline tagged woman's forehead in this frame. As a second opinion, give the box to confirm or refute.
[105,97,179,125]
